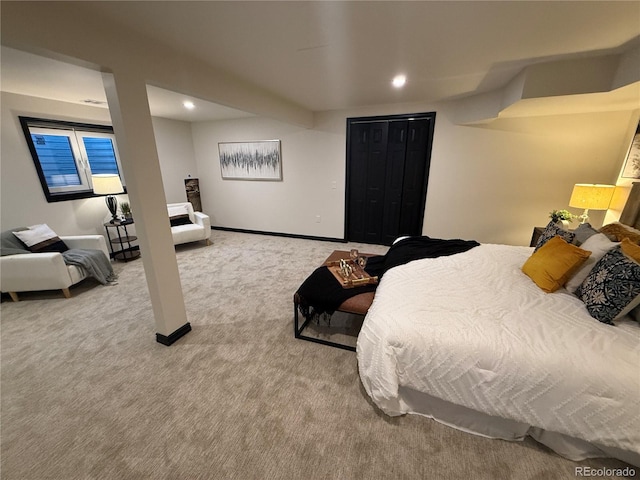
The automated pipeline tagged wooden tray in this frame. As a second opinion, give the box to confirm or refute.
[325,259,378,289]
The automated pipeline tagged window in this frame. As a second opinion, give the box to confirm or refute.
[19,117,125,202]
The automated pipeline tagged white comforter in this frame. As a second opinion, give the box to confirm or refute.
[357,244,640,455]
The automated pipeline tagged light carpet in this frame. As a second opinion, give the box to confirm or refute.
[1,230,634,479]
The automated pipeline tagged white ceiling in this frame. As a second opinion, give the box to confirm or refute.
[1,1,639,122]
[0,46,254,122]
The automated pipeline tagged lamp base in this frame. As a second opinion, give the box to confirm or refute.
[106,195,119,223]
[579,209,590,224]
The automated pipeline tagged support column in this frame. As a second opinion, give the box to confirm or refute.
[102,70,190,345]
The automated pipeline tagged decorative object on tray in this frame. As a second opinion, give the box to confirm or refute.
[549,209,576,230]
[326,257,378,288]
[218,140,282,180]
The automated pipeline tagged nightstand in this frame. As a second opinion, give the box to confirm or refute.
[530,227,545,247]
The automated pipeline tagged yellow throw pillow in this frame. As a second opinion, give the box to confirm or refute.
[522,236,591,293]
[621,237,640,263]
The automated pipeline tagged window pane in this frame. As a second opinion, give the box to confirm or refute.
[83,137,120,175]
[31,134,82,187]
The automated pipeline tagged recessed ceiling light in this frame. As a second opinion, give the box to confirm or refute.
[392,75,407,88]
[183,101,195,110]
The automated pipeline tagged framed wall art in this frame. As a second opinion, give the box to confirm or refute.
[621,123,640,179]
[218,140,282,181]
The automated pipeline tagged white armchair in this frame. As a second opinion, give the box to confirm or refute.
[167,202,211,246]
[1,235,109,301]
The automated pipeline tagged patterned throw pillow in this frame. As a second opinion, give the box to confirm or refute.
[565,233,619,294]
[534,220,576,252]
[576,247,640,325]
[12,224,69,253]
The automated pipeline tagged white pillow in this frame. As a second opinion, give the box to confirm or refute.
[565,233,619,294]
[167,204,189,217]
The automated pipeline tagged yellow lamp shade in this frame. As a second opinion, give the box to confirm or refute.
[569,184,615,210]
[92,174,124,195]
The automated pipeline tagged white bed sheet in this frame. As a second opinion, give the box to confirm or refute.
[357,244,640,459]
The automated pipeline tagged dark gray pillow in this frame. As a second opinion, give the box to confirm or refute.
[0,227,29,256]
[572,223,599,246]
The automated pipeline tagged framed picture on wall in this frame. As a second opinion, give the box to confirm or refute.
[218,140,282,181]
[622,123,640,179]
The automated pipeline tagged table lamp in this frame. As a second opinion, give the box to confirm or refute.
[92,174,124,223]
[568,184,615,224]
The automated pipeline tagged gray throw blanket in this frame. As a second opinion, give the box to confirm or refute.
[62,249,118,285]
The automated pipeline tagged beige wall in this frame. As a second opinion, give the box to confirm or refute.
[191,116,346,238]
[192,100,636,245]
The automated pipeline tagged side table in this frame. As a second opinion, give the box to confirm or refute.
[104,219,140,262]
[530,227,545,247]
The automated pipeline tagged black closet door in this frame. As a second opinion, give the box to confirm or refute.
[347,121,389,244]
[346,113,434,245]
[380,120,408,245]
[399,118,431,236]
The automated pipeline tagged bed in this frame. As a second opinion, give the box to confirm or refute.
[357,184,640,467]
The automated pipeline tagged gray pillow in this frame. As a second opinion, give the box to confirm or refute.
[565,233,619,293]
[572,223,599,246]
[0,227,29,256]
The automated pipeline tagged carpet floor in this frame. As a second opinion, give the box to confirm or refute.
[1,230,635,479]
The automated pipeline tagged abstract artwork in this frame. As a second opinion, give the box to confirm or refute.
[218,140,282,180]
[622,123,640,179]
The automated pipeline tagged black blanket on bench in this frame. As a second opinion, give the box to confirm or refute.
[295,236,479,319]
